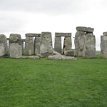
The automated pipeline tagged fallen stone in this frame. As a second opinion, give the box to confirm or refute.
[21,56,40,59]
[48,55,76,60]
[48,51,76,60]
[64,50,75,56]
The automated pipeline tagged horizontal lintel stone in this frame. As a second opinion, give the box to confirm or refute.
[25,33,41,37]
[103,32,107,36]
[55,33,71,37]
[0,34,7,43]
[76,26,94,33]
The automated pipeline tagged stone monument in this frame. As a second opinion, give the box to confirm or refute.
[34,34,41,56]
[75,26,96,57]
[0,34,7,56]
[101,32,107,58]
[54,33,72,55]
[25,33,34,55]
[9,34,22,58]
[40,32,53,56]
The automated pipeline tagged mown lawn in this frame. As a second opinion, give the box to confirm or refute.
[0,58,107,107]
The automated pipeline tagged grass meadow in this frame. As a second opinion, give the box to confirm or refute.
[0,58,107,107]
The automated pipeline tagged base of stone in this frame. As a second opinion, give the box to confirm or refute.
[64,50,75,56]
[101,53,107,58]
[21,56,40,59]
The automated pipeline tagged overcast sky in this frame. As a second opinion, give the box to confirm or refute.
[0,0,107,50]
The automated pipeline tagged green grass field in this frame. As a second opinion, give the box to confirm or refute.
[0,58,107,107]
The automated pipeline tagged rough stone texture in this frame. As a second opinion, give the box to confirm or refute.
[54,33,72,54]
[40,32,53,56]
[9,34,22,58]
[34,34,41,55]
[0,34,7,56]
[55,33,71,37]
[25,33,34,55]
[103,32,107,36]
[101,35,107,58]
[75,27,96,57]
[48,51,76,60]
[21,56,40,59]
[54,35,61,53]
[76,26,94,33]
[63,34,72,55]
[75,31,86,57]
[64,50,75,56]
[85,34,96,57]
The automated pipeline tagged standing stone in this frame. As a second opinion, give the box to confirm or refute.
[34,34,41,55]
[75,26,96,57]
[101,32,107,58]
[40,32,53,56]
[9,34,22,58]
[85,33,96,57]
[0,34,7,56]
[75,31,86,57]
[63,33,72,55]
[25,33,34,55]
[54,33,62,53]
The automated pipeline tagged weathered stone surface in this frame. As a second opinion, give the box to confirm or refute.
[75,27,96,57]
[55,33,72,54]
[54,36,61,53]
[64,50,75,56]
[9,43,22,58]
[85,34,96,57]
[25,33,34,55]
[34,34,41,55]
[9,34,22,44]
[40,32,53,56]
[101,36,107,58]
[0,34,7,56]
[48,51,76,60]
[103,32,107,36]
[9,34,22,58]
[21,56,40,59]
[76,26,94,33]
[63,35,72,55]
[75,32,86,57]
[25,33,41,37]
[55,33,71,37]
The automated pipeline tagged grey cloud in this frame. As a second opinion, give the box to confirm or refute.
[0,0,90,15]
[0,16,25,33]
